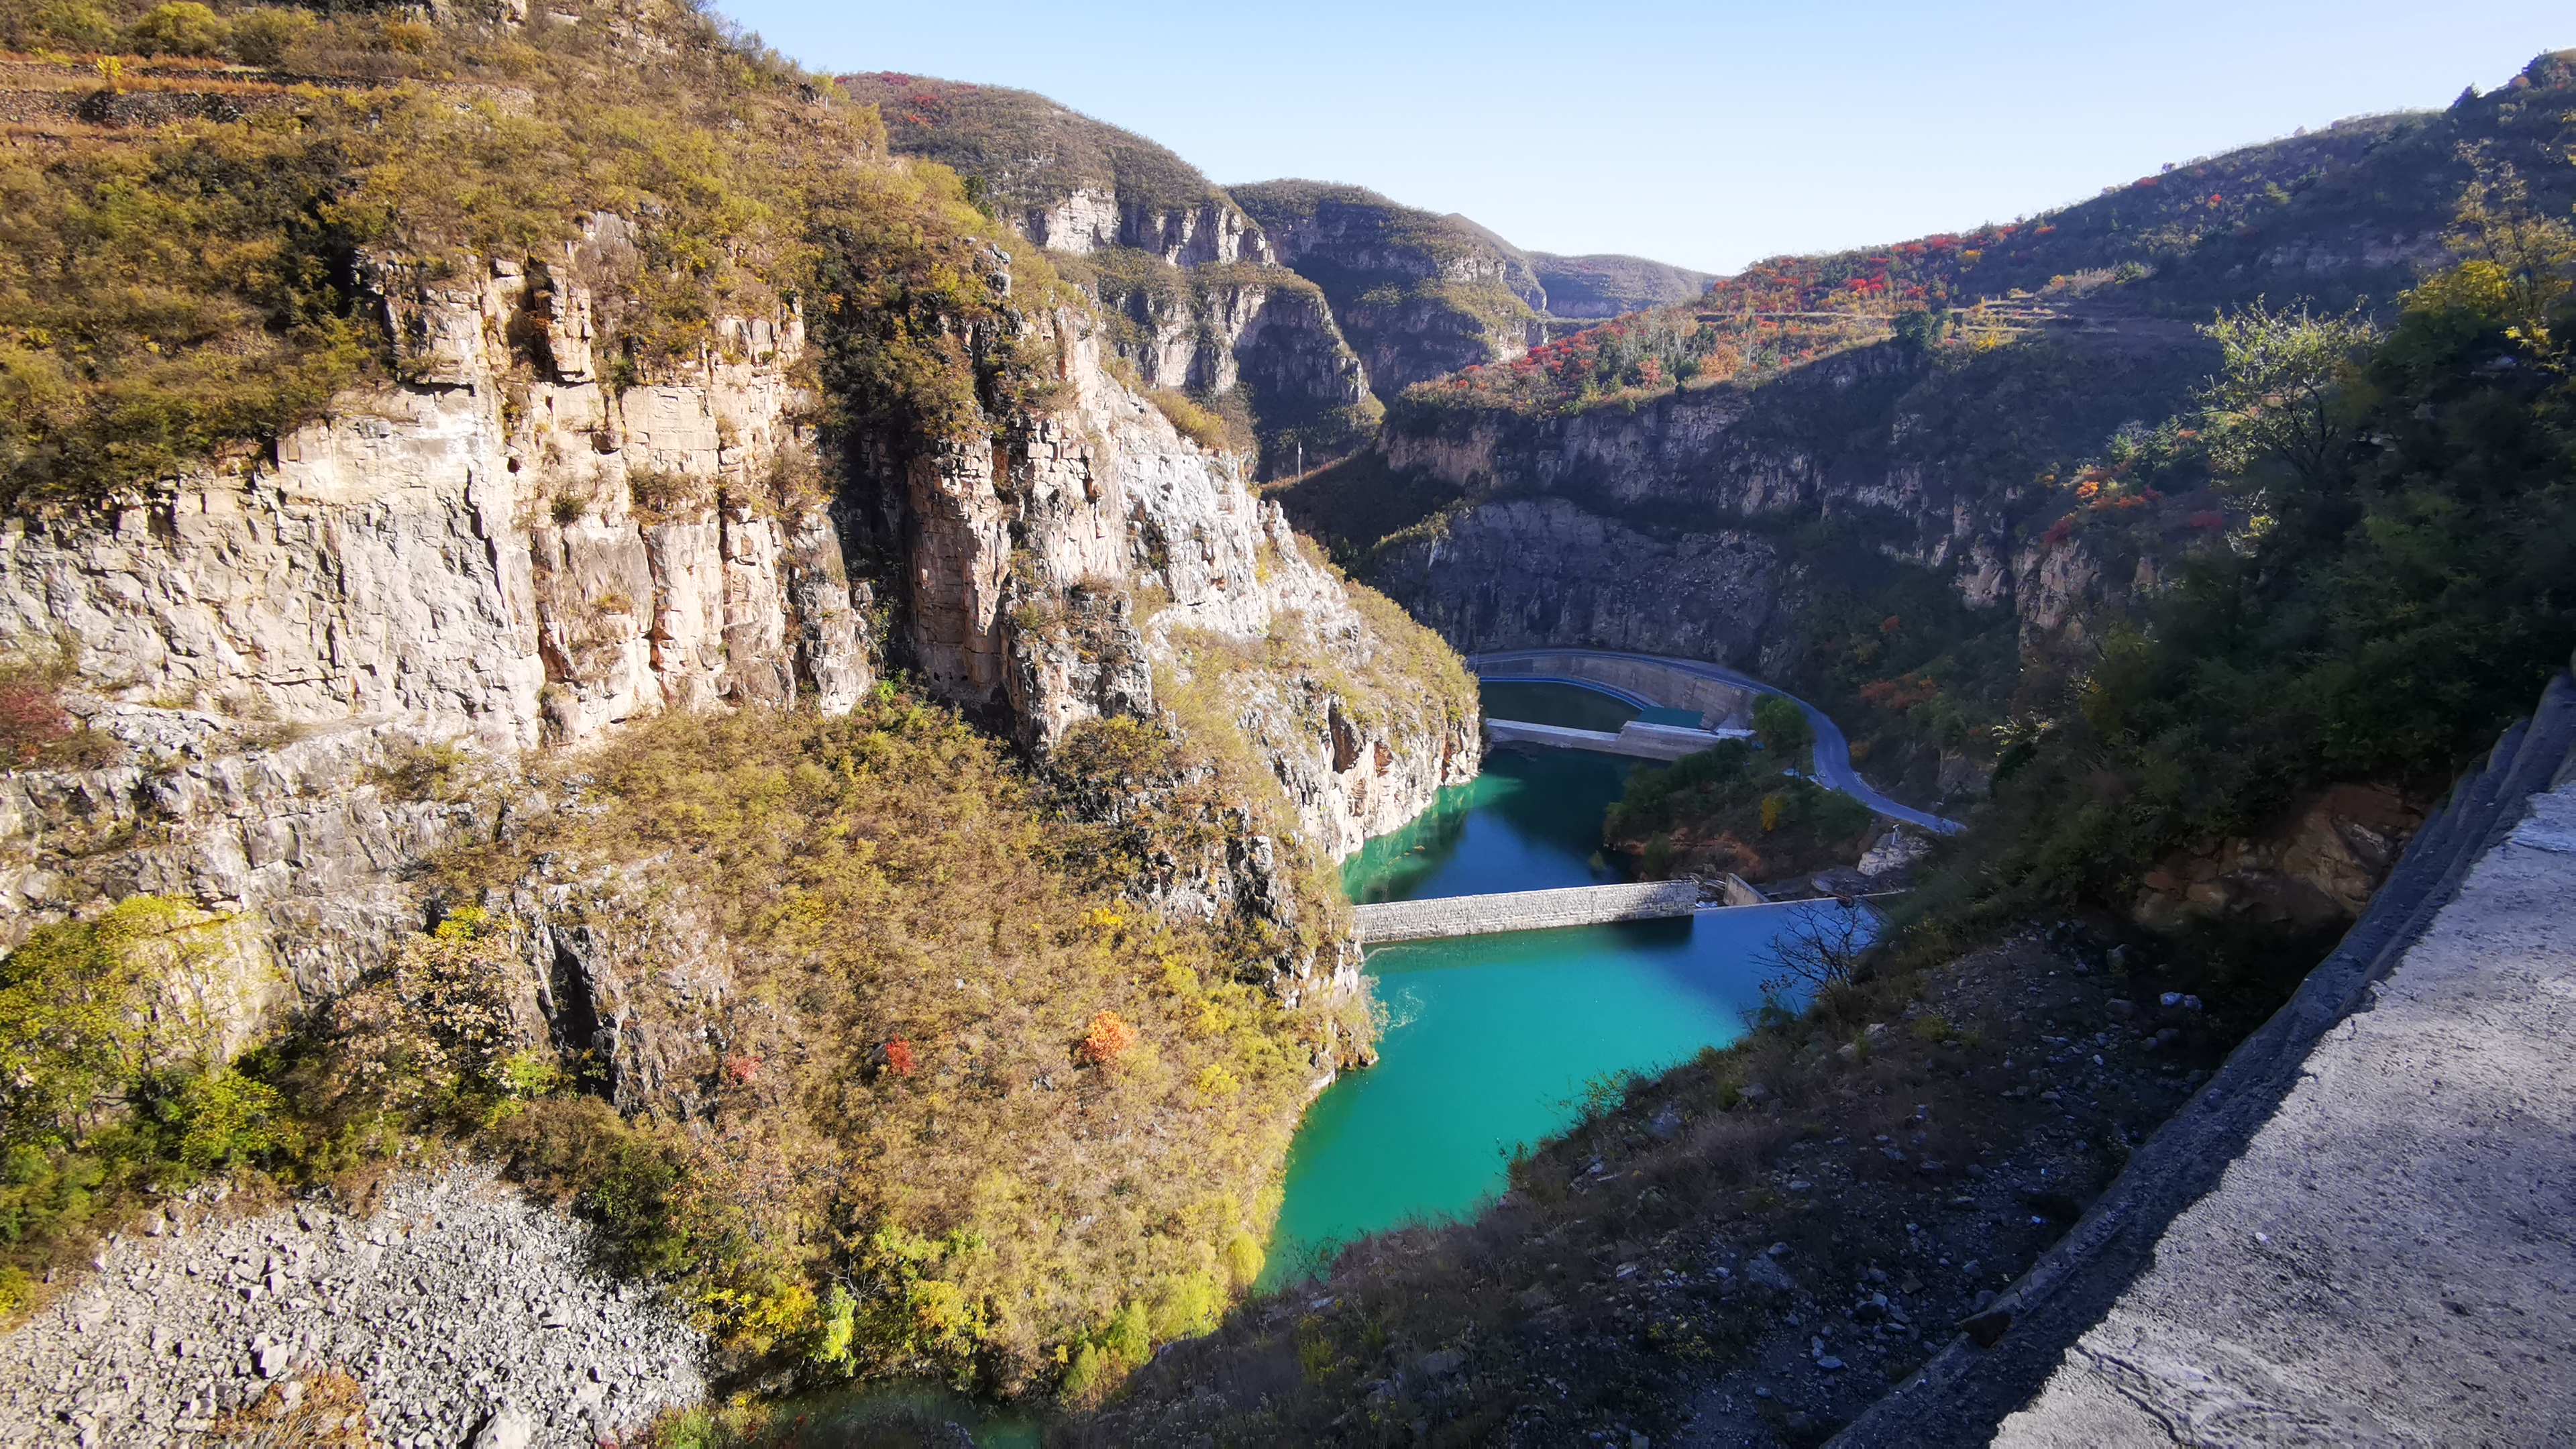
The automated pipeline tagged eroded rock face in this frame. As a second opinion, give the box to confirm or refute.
[1354,341,2195,675]
[0,231,869,754]
[873,312,1479,856]
[2134,784,2427,929]
[1373,497,1788,672]
[1024,188,1271,268]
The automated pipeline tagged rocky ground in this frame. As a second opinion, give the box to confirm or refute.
[0,1165,704,1448]
[1672,925,2218,1446]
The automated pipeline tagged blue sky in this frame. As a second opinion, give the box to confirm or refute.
[712,1,2572,274]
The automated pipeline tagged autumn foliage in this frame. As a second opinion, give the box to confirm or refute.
[1079,1010,1138,1067]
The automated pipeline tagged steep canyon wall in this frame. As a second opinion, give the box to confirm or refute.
[0,222,1477,1086]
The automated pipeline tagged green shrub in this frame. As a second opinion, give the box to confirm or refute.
[125,1,226,56]
[27,0,117,49]
[225,5,313,66]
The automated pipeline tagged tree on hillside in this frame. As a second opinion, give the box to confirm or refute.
[2194,296,2369,492]
[1756,897,1874,997]
[1753,694,1813,759]
[2195,299,2381,496]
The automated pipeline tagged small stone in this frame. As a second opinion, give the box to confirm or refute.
[1817,1356,1845,1371]
[2105,999,2134,1018]
[470,1407,535,1449]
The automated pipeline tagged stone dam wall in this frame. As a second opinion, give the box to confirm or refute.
[1474,649,1756,729]
[1354,881,1702,943]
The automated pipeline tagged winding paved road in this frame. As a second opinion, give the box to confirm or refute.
[1472,647,1964,835]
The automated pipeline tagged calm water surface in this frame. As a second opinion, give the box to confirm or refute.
[1262,687,1806,1285]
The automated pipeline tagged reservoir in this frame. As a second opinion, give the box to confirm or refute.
[1262,684,1811,1285]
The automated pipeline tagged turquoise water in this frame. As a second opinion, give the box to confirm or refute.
[1480,678,1642,733]
[1260,694,1800,1285]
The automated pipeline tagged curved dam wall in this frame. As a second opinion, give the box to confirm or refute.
[1473,649,1756,729]
[1834,651,2576,1446]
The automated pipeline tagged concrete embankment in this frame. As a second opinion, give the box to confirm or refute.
[1832,658,2576,1447]
[1472,647,1962,834]
[1356,881,1703,943]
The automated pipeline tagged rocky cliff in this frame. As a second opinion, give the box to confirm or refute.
[1231,181,1540,398]
[1345,333,2208,684]
[840,76,1383,478]
[0,215,1474,1040]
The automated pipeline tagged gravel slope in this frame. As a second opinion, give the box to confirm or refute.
[0,1165,705,1448]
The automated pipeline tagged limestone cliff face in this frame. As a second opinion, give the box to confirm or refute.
[0,219,1474,1049]
[853,301,1477,858]
[1023,187,1271,268]
[0,225,869,754]
[1357,340,2182,671]
[1373,498,1793,674]
[1230,182,1539,402]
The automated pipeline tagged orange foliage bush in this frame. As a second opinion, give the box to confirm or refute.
[1079,1010,1138,1067]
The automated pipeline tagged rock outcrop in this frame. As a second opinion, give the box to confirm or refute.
[1373,497,1790,675]
[1338,333,2213,676]
[849,296,1477,853]
[0,224,869,755]
[1231,181,1540,400]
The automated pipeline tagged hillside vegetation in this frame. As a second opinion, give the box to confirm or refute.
[836,72,1230,221]
[0,0,1456,1418]
[1411,54,2576,422]
[0,0,1076,511]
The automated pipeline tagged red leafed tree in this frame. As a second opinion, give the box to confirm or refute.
[1079,1010,1137,1067]
[883,1037,917,1076]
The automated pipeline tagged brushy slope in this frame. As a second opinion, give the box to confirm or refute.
[836,72,1230,220]
[1412,52,2576,422]
[1526,250,1714,319]
[0,0,1067,508]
